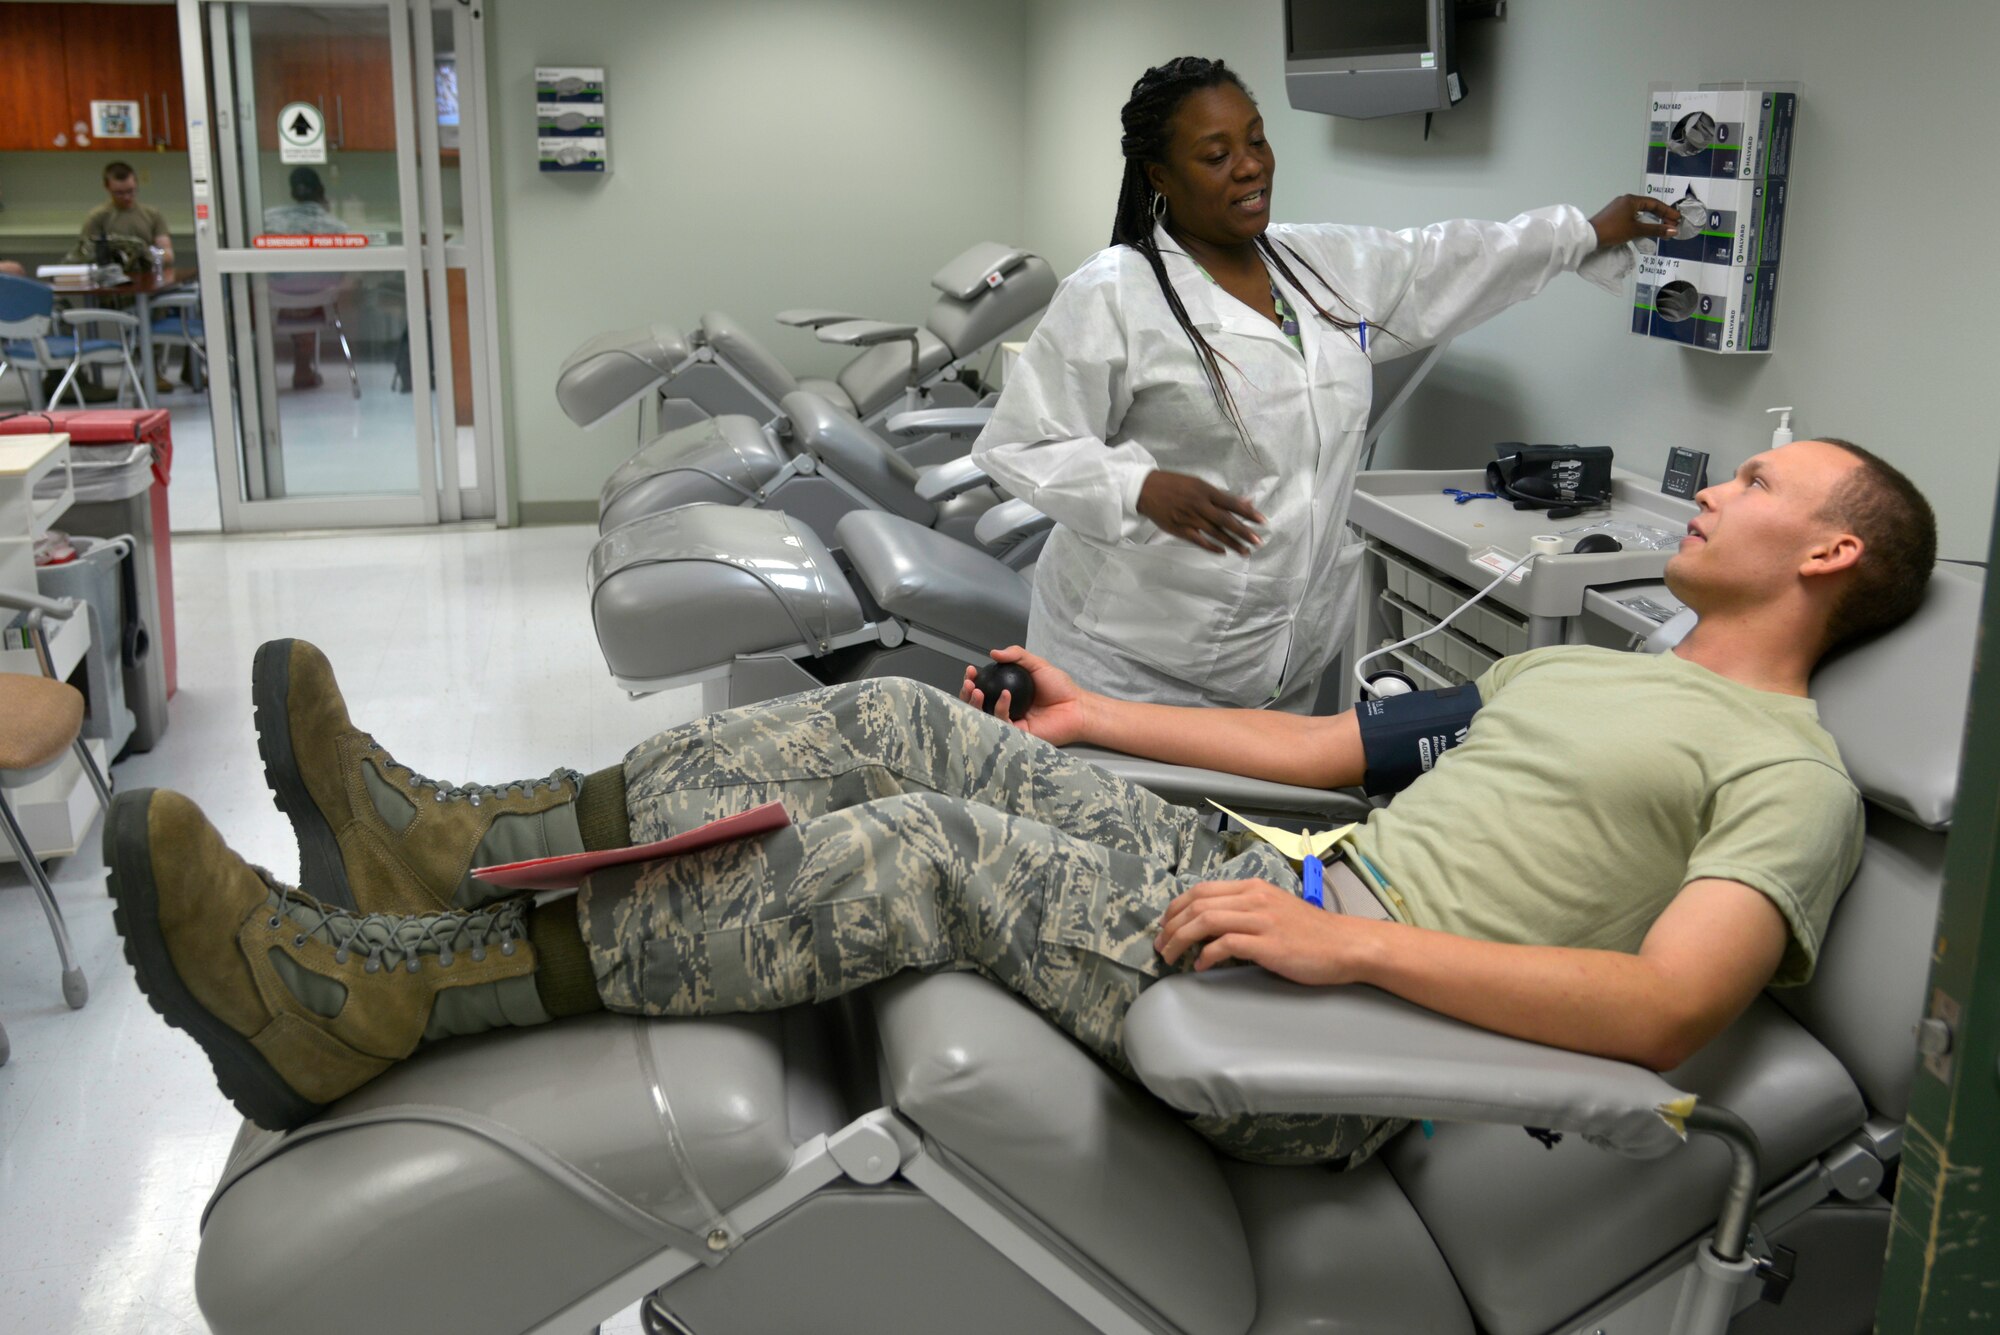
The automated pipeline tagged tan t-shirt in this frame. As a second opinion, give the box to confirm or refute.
[1346,646,1863,985]
[71,201,170,261]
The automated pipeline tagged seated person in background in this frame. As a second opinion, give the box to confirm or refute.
[70,161,173,269]
[107,438,1935,1169]
[261,168,354,391]
[68,161,177,396]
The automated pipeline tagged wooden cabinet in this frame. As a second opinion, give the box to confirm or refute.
[0,7,76,151]
[0,3,398,156]
[60,4,184,152]
[0,4,182,152]
[252,25,398,152]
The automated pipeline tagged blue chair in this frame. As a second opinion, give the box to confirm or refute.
[0,274,145,409]
[151,290,206,392]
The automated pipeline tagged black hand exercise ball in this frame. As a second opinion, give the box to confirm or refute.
[972,661,1037,721]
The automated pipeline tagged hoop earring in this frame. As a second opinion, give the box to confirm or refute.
[1150,192,1166,223]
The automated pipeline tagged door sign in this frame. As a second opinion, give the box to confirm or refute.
[278,101,327,164]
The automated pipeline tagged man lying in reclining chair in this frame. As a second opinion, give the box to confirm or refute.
[109,437,1935,1169]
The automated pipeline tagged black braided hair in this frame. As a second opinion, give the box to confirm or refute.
[1112,58,1404,435]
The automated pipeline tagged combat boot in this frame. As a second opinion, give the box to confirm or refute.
[106,788,550,1130]
[252,638,587,914]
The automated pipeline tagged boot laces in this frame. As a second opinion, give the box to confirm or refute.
[361,733,581,808]
[265,880,528,973]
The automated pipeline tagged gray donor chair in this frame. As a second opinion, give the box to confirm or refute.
[191,564,1980,1335]
[591,391,1011,549]
[582,345,1457,701]
[589,502,1034,702]
[555,242,1057,438]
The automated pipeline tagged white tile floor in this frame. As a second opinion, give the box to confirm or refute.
[0,523,706,1334]
[161,363,486,534]
[5,352,484,539]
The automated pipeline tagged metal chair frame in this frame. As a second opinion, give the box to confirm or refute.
[0,275,146,410]
[269,278,361,399]
[151,289,208,392]
[0,592,115,1012]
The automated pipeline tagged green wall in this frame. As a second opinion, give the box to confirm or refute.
[484,0,1030,520]
[1017,0,2000,561]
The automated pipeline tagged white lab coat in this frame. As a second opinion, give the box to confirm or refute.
[973,207,1607,710]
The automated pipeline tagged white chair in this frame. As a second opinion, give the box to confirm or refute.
[57,306,147,408]
[268,275,359,398]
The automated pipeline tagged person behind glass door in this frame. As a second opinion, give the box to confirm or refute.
[262,168,355,391]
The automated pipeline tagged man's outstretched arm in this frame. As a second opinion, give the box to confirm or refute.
[1154,876,1789,1071]
[962,646,1365,790]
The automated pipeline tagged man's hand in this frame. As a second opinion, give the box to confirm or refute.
[1137,470,1265,556]
[1154,879,1371,985]
[1589,194,1680,250]
[960,646,1094,746]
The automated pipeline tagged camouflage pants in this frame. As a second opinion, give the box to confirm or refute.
[576,677,1397,1168]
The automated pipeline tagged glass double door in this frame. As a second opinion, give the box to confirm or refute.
[177,0,497,529]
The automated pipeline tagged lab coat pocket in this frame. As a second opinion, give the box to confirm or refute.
[1075,546,1249,683]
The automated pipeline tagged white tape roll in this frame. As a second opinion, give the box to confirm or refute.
[1530,534,1561,555]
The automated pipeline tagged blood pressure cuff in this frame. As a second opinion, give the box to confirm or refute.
[1356,684,1483,797]
[1485,444,1613,511]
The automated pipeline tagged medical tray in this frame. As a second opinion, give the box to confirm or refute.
[1379,590,1502,683]
[1349,467,1697,620]
[1374,544,1529,658]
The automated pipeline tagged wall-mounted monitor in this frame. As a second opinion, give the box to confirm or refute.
[1284,0,1463,120]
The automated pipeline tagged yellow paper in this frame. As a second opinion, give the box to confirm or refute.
[1207,801,1357,863]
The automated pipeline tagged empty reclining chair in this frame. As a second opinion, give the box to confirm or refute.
[190,563,1979,1335]
[590,503,1032,702]
[595,391,1013,556]
[555,243,1056,437]
[583,343,1459,696]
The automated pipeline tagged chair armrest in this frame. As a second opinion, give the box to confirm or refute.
[814,319,919,348]
[1065,744,1370,823]
[972,498,1048,551]
[0,588,79,618]
[774,308,866,329]
[914,455,994,503]
[885,407,993,439]
[1124,970,1695,1160]
[62,307,140,330]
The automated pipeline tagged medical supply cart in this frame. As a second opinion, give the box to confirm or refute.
[0,408,176,751]
[1342,466,1698,704]
[0,433,111,859]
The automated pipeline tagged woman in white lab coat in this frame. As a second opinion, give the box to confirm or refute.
[972,57,1674,711]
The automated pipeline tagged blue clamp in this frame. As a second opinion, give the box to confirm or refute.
[1442,487,1497,505]
[1301,854,1325,909]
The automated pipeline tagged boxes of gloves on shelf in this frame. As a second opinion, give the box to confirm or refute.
[1631,83,1797,354]
[1631,252,1780,353]
[535,66,608,173]
[1641,173,1787,270]
[1644,87,1796,181]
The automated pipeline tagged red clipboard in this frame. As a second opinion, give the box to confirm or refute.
[471,801,791,892]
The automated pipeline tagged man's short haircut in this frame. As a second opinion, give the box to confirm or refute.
[1816,438,1936,651]
[103,161,136,185]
